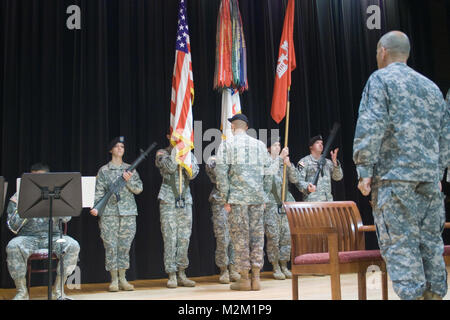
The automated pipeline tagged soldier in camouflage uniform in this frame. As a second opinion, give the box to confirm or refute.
[156,133,199,288]
[353,31,450,300]
[293,135,343,201]
[263,137,295,280]
[205,156,240,284]
[6,163,80,300]
[216,114,277,291]
[90,137,143,292]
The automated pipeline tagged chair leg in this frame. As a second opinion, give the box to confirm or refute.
[381,269,388,300]
[292,275,299,300]
[357,272,367,300]
[27,263,31,295]
[330,272,341,300]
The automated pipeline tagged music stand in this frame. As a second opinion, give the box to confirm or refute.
[0,176,7,216]
[17,172,82,300]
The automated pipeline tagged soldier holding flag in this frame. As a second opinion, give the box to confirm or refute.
[270,0,296,207]
[156,134,199,288]
[157,0,198,289]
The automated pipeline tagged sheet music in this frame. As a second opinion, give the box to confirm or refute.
[17,176,96,208]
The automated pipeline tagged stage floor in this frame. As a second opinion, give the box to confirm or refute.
[1,270,449,300]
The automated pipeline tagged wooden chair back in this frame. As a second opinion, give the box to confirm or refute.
[284,201,366,258]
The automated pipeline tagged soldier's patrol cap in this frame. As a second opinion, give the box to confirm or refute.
[228,113,249,125]
[108,136,125,151]
[308,135,323,147]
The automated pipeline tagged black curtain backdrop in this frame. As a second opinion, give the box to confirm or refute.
[0,0,449,288]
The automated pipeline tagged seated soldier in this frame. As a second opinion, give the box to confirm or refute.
[6,163,80,300]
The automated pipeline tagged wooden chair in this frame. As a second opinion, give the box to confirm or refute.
[283,201,388,300]
[26,222,67,295]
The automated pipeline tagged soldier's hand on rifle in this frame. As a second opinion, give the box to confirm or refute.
[330,148,339,166]
[280,147,289,160]
[224,203,231,213]
[307,183,316,193]
[358,177,372,196]
[123,171,133,182]
[90,208,98,217]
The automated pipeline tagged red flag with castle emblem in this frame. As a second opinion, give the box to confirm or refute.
[271,0,296,124]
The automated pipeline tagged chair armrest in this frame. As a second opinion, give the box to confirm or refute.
[358,225,376,233]
[445,223,450,230]
[291,226,337,236]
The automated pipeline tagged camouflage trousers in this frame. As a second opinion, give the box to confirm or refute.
[211,203,235,268]
[372,180,448,300]
[6,234,80,280]
[160,202,192,274]
[99,215,136,271]
[264,204,291,263]
[229,204,265,272]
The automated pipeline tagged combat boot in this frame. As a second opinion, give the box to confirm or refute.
[230,270,251,291]
[280,261,292,279]
[12,278,29,300]
[167,272,177,288]
[423,290,443,300]
[229,264,240,282]
[108,270,119,292]
[52,274,68,299]
[272,261,286,280]
[118,269,134,291]
[177,269,196,287]
[219,266,230,284]
[251,267,261,291]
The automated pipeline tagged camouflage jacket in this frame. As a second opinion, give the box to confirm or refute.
[447,90,450,183]
[155,146,199,205]
[205,156,224,204]
[7,193,70,236]
[263,156,296,204]
[353,62,450,182]
[94,162,143,216]
[215,132,278,205]
[292,155,343,201]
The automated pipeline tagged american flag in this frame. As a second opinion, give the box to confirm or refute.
[170,0,194,177]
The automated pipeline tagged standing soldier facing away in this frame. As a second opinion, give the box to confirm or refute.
[216,114,277,291]
[353,31,450,300]
[90,137,143,292]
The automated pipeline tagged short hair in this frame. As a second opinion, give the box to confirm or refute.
[378,31,411,58]
[232,119,248,130]
[30,163,50,172]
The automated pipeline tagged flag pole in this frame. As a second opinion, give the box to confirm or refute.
[179,164,182,196]
[281,88,291,203]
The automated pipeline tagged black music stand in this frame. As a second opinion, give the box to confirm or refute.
[0,176,7,216]
[17,172,82,300]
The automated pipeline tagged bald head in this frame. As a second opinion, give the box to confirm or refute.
[378,31,410,58]
[376,31,410,69]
